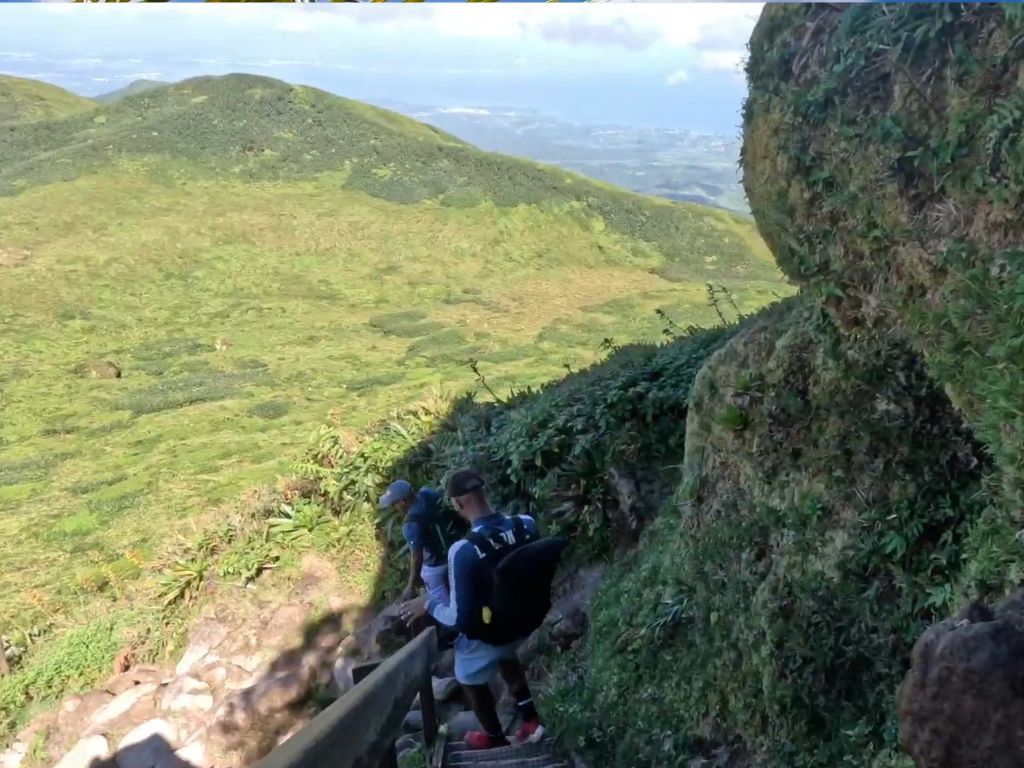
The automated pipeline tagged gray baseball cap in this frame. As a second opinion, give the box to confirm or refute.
[379,479,414,508]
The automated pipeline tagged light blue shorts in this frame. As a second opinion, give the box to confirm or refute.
[454,636,521,686]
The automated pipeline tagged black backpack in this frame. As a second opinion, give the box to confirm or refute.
[406,491,465,561]
[464,516,569,646]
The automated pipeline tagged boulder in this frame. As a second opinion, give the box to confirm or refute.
[899,592,1024,767]
[115,720,179,768]
[1,741,27,768]
[550,606,588,650]
[743,3,1024,509]
[79,360,121,380]
[402,711,423,734]
[54,736,110,768]
[174,620,228,676]
[251,671,309,716]
[394,735,419,754]
[160,677,214,714]
[104,667,166,696]
[89,683,160,729]
[57,691,115,738]
[193,661,252,692]
[329,656,355,699]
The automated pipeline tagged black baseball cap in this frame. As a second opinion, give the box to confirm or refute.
[447,468,487,498]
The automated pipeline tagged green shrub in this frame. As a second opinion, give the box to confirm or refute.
[247,400,291,420]
[368,311,434,338]
[0,619,124,740]
[301,322,738,572]
[112,371,266,415]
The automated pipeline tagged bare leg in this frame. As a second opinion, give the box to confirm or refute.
[498,657,531,703]
[499,656,540,727]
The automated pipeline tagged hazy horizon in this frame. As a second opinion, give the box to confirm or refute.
[0,3,763,134]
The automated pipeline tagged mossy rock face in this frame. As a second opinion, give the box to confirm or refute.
[561,299,997,767]
[743,4,1024,509]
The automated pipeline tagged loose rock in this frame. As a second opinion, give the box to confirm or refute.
[899,591,1024,768]
[54,736,110,768]
[402,711,423,734]
[432,676,460,703]
[161,677,214,714]
[91,684,159,729]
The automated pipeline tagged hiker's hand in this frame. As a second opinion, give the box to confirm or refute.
[400,596,427,627]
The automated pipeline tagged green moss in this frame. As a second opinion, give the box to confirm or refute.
[744,4,1024,516]
[554,299,1000,767]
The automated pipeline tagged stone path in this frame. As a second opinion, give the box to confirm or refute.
[443,739,569,768]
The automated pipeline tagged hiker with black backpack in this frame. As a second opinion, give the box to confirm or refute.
[400,468,567,751]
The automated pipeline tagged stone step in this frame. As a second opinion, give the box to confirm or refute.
[444,739,567,768]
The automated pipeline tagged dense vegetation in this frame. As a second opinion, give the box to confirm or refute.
[93,79,167,104]
[0,72,788,737]
[299,319,738,577]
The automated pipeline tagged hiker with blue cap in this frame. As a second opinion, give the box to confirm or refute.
[380,479,461,604]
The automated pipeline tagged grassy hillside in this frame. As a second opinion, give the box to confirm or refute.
[0,75,94,126]
[94,79,168,104]
[0,74,790,657]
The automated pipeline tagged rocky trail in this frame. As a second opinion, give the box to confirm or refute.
[2,557,603,768]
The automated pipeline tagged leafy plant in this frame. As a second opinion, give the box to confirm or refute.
[158,556,210,607]
[268,500,331,543]
[715,403,749,431]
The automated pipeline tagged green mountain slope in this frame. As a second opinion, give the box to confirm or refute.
[0,73,790,647]
[94,78,169,103]
[0,73,775,283]
[0,74,95,126]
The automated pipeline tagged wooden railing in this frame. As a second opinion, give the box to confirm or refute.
[253,627,440,768]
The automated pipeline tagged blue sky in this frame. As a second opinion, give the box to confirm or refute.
[0,2,763,133]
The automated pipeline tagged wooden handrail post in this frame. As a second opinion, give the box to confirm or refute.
[419,674,439,748]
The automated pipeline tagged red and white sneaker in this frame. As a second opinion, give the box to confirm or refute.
[515,719,546,745]
[463,731,510,750]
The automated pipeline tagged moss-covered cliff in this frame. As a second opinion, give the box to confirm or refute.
[744,3,1024,514]
[552,299,991,767]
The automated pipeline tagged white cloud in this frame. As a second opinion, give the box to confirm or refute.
[665,68,690,86]
[0,52,35,60]
[332,4,761,53]
[438,107,492,116]
[695,48,746,74]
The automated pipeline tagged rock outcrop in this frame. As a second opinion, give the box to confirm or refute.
[899,591,1024,767]
[744,3,1024,513]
